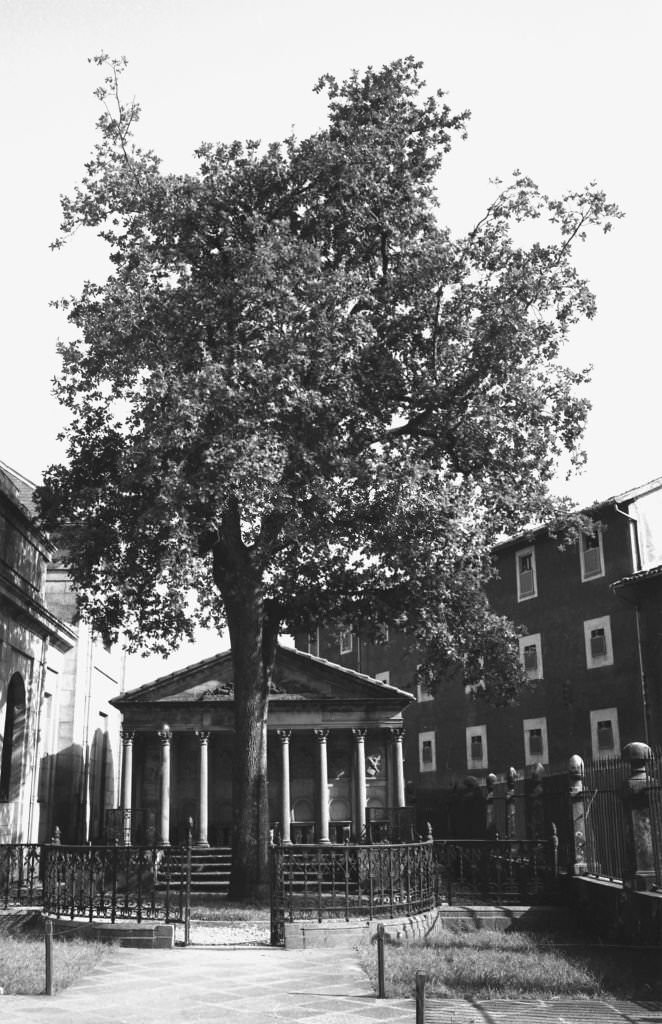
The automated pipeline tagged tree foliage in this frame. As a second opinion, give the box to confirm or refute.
[41,55,621,700]
[38,56,621,890]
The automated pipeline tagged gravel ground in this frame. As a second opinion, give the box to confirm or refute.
[177,918,271,946]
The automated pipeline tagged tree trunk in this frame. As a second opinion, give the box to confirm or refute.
[214,533,278,902]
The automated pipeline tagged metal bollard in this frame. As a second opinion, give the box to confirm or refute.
[45,917,53,995]
[415,971,426,1024]
[376,923,385,998]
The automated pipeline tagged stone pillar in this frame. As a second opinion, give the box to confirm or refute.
[505,766,518,839]
[485,772,497,839]
[315,730,330,844]
[158,725,172,847]
[120,729,134,846]
[568,755,587,875]
[622,741,656,891]
[277,730,292,844]
[527,762,545,840]
[389,728,406,808]
[353,729,367,840]
[195,731,210,847]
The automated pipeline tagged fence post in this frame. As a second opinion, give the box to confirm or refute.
[505,767,518,838]
[568,755,587,875]
[376,923,385,998]
[415,971,426,1024]
[622,742,656,891]
[44,917,53,995]
[184,817,193,946]
[485,773,497,838]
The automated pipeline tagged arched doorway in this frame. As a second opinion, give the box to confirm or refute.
[0,673,26,804]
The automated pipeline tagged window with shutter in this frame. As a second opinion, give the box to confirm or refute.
[581,529,604,581]
[519,633,543,679]
[516,547,537,601]
[524,645,537,670]
[528,728,543,757]
[590,628,606,658]
[597,720,614,750]
[584,616,613,668]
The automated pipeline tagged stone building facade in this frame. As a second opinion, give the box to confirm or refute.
[0,460,124,844]
[111,645,412,846]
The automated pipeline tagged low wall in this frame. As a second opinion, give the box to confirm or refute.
[568,875,662,946]
[48,916,175,949]
[283,904,571,948]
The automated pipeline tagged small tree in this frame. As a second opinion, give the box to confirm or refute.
[38,55,620,897]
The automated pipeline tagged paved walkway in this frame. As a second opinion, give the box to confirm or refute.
[1,943,661,1024]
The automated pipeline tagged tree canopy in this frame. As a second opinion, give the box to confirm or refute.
[39,54,620,892]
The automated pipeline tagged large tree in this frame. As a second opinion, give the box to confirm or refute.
[38,55,620,896]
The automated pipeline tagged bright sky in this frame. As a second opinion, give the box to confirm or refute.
[1,0,659,683]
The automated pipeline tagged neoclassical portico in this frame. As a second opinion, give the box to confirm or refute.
[111,645,413,847]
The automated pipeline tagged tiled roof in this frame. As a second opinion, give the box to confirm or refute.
[0,459,38,518]
[612,563,662,589]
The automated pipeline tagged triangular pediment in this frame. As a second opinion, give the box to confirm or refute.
[112,644,412,709]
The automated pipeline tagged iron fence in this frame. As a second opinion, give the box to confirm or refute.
[42,843,190,923]
[432,834,560,906]
[0,843,43,908]
[582,747,662,888]
[271,840,435,945]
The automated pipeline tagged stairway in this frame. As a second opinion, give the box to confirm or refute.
[164,846,232,896]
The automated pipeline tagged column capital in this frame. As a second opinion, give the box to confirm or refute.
[158,724,172,745]
[195,730,210,744]
[388,727,405,742]
[277,729,292,743]
[352,728,367,741]
[120,729,135,745]
[314,729,329,742]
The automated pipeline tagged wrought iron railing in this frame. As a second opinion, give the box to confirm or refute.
[270,840,435,945]
[432,834,560,906]
[42,843,190,924]
[582,756,629,882]
[0,843,43,908]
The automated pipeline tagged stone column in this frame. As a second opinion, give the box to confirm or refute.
[389,728,406,808]
[622,741,656,891]
[195,731,210,847]
[120,729,135,845]
[315,730,330,844]
[568,755,587,875]
[158,725,172,847]
[353,729,367,840]
[277,730,292,844]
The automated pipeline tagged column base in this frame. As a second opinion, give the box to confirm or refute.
[195,841,210,848]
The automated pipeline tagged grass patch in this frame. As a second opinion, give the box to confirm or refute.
[0,935,110,995]
[360,926,662,1002]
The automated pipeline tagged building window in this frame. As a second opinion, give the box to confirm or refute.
[589,707,621,759]
[418,731,437,773]
[584,616,614,669]
[519,633,543,680]
[339,629,353,656]
[516,546,538,602]
[580,528,605,582]
[307,627,319,657]
[375,671,390,685]
[523,716,549,765]
[376,624,390,644]
[466,725,488,770]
